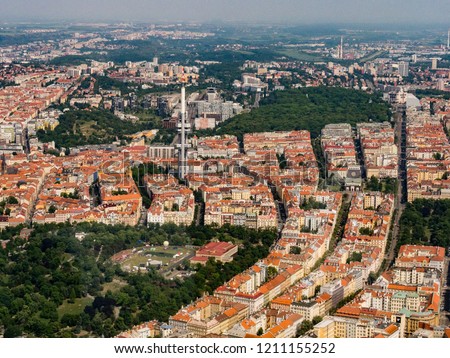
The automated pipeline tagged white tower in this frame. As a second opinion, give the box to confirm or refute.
[177,86,190,179]
[340,36,344,59]
[447,29,450,49]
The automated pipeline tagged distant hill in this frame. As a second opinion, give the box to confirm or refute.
[216,87,391,139]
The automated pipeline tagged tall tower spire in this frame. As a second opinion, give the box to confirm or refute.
[447,29,450,50]
[340,36,344,59]
[178,86,190,179]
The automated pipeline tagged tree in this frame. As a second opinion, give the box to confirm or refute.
[314,285,321,296]
[112,189,128,196]
[382,178,397,194]
[69,288,77,304]
[216,87,390,139]
[48,205,57,214]
[398,199,450,249]
[367,272,378,285]
[366,176,381,191]
[359,227,374,236]
[289,246,301,255]
[267,266,278,280]
[36,108,159,149]
[296,320,313,337]
[40,302,59,321]
[257,327,264,336]
[7,196,18,205]
[0,221,277,337]
[347,251,363,264]
[4,325,22,338]
[61,313,80,328]
[300,197,327,210]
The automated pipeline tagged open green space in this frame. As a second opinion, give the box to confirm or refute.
[0,222,276,337]
[36,108,160,148]
[57,297,94,318]
[119,246,195,271]
[101,279,128,295]
[276,48,325,62]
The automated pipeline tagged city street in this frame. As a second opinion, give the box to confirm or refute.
[440,257,450,326]
[384,107,407,266]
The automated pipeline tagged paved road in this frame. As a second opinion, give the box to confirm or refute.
[384,108,406,267]
[195,202,204,226]
[162,250,196,279]
[353,127,366,179]
[96,245,103,263]
[138,208,147,226]
[253,92,261,108]
[440,257,450,326]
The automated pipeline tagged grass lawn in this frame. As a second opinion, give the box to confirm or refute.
[119,246,195,271]
[101,278,128,295]
[277,49,324,62]
[132,111,161,124]
[327,184,343,192]
[78,121,98,136]
[58,297,93,318]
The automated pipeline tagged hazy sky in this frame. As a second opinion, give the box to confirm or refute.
[1,0,449,24]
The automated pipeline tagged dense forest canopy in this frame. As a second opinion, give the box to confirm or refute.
[0,222,276,337]
[398,199,450,251]
[414,89,450,100]
[216,87,391,139]
[36,109,157,149]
